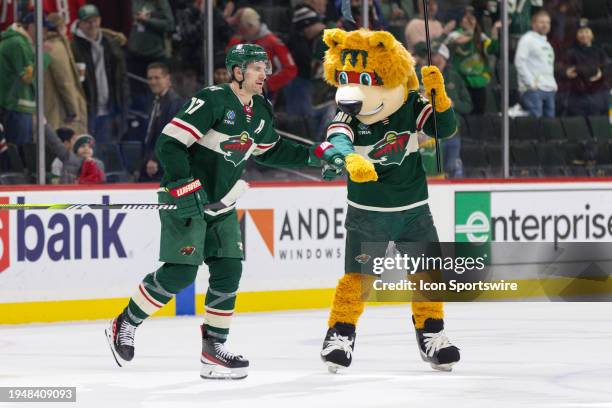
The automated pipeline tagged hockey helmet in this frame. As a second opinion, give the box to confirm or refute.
[225,44,272,77]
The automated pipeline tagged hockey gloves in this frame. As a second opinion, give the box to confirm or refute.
[167,177,208,219]
[312,141,346,181]
[345,153,378,183]
[421,66,452,112]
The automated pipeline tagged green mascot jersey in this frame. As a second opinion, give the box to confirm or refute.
[327,91,457,211]
[156,83,313,204]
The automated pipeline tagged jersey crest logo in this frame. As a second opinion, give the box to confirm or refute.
[368,131,411,165]
[220,131,253,166]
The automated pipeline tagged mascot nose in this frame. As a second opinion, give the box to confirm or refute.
[338,100,363,115]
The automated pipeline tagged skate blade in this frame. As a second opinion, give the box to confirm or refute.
[430,362,455,372]
[200,362,248,380]
[104,326,128,368]
[420,351,455,372]
[326,362,342,374]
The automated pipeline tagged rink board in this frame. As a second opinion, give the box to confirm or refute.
[1,178,612,323]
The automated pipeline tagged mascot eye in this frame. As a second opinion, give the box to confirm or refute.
[359,73,372,86]
[338,71,349,85]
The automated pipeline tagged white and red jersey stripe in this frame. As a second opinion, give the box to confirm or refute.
[204,306,234,329]
[161,117,204,147]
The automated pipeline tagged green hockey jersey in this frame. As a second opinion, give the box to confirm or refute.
[328,91,457,211]
[156,83,313,206]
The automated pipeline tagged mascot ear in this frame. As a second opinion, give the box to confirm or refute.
[368,31,397,51]
[323,29,347,50]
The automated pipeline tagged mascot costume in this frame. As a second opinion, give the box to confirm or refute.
[319,28,461,372]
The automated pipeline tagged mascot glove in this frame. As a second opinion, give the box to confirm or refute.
[345,153,378,183]
[166,177,208,219]
[421,66,452,112]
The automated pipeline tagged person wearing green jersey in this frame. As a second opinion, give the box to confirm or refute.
[318,28,460,373]
[105,43,345,380]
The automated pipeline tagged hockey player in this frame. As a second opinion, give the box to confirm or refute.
[105,44,344,380]
[318,29,461,372]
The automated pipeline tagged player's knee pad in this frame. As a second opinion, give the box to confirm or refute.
[206,257,243,293]
[150,263,198,295]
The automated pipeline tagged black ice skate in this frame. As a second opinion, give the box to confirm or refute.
[320,323,356,373]
[105,311,137,367]
[200,325,249,380]
[413,317,460,372]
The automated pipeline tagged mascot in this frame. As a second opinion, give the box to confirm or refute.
[319,28,460,372]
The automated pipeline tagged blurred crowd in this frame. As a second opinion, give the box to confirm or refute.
[0,0,610,184]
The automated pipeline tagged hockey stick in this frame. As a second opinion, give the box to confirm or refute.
[422,0,443,175]
[0,180,249,211]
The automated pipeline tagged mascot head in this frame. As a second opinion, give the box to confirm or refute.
[323,29,419,125]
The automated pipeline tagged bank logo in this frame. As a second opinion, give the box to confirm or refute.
[455,192,491,243]
[0,195,127,273]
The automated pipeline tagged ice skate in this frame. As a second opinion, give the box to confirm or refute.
[105,311,137,367]
[414,317,460,372]
[200,325,249,380]
[321,323,356,373]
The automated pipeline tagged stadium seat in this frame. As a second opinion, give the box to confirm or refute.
[120,141,144,174]
[105,171,132,183]
[536,142,568,176]
[511,116,540,142]
[587,116,612,141]
[22,143,52,174]
[595,140,612,165]
[511,142,541,176]
[562,141,587,165]
[6,143,25,173]
[465,115,502,143]
[540,117,565,142]
[461,144,488,168]
[96,143,125,173]
[560,117,592,141]
[0,172,31,185]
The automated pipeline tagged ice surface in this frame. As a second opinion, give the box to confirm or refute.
[2,303,612,408]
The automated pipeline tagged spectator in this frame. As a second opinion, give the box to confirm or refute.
[416,41,473,178]
[561,25,610,116]
[515,10,558,118]
[404,0,455,52]
[44,13,88,135]
[43,0,87,38]
[144,62,184,157]
[174,0,233,75]
[138,156,162,182]
[72,4,130,142]
[72,133,105,184]
[509,0,544,36]
[50,127,74,183]
[226,7,297,97]
[286,1,333,140]
[127,0,175,110]
[446,13,500,114]
[214,52,231,85]
[335,0,386,30]
[0,12,53,146]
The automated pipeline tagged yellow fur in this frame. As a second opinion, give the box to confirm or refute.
[345,153,378,182]
[323,29,419,97]
[412,302,445,329]
[420,66,452,112]
[328,274,374,327]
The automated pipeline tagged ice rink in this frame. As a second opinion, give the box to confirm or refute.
[2,303,612,408]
